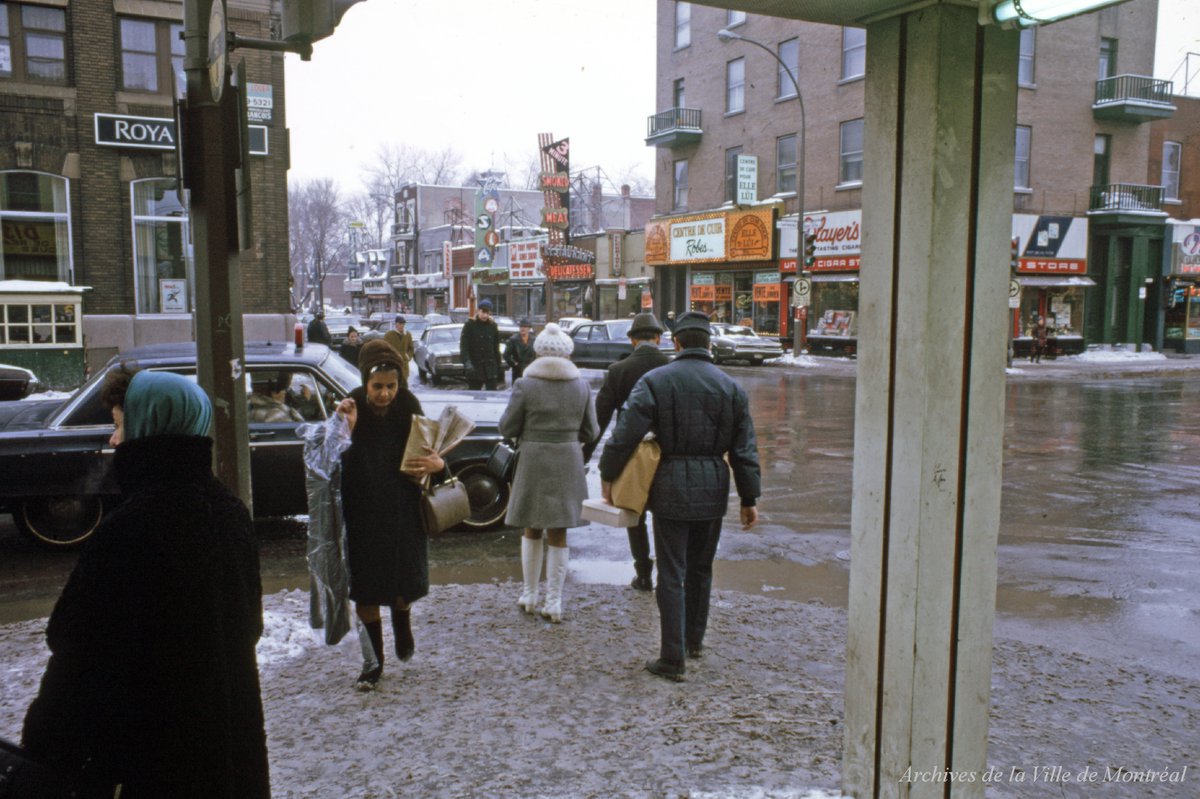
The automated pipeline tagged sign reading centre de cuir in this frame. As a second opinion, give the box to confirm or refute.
[644,208,774,266]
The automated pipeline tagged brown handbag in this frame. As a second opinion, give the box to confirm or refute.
[420,478,472,534]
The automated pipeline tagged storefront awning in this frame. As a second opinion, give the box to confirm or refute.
[811,274,861,283]
[1017,275,1097,287]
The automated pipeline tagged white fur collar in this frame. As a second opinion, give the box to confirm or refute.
[523,356,580,381]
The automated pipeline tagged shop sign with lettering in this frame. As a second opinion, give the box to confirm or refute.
[670,216,726,262]
[727,210,772,260]
[509,240,544,281]
[1012,214,1089,274]
[542,208,569,229]
[2,220,59,256]
[1169,224,1200,275]
[539,172,569,192]
[644,221,670,264]
[94,113,178,150]
[246,82,273,123]
[736,155,758,204]
[471,267,510,285]
[544,263,594,281]
[544,244,594,263]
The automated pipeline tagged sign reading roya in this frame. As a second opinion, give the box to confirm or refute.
[644,209,774,265]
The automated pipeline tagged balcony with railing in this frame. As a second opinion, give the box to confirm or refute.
[1093,75,1175,122]
[1088,183,1166,218]
[645,107,703,148]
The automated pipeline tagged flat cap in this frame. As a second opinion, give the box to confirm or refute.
[672,311,712,335]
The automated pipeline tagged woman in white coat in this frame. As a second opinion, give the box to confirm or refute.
[500,323,599,622]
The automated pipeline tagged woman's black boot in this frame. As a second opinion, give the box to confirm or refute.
[356,619,385,691]
[393,607,414,662]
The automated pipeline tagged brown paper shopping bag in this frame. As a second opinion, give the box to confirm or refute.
[610,437,661,514]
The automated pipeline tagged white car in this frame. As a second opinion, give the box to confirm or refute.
[556,317,591,334]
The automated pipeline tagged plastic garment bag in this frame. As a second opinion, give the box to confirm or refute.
[299,414,354,645]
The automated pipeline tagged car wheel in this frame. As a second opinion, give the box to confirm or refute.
[430,367,442,387]
[16,495,106,549]
[418,366,428,384]
[452,461,510,530]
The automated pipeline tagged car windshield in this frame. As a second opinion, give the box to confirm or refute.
[326,316,360,329]
[318,350,362,392]
[427,327,460,345]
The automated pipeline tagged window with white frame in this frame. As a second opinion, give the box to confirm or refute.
[776,134,797,195]
[777,38,799,99]
[1014,125,1031,190]
[0,3,67,83]
[726,57,745,114]
[119,17,185,97]
[673,160,689,211]
[132,179,193,315]
[0,171,71,281]
[1162,141,1181,201]
[726,9,745,26]
[674,2,690,49]
[0,297,79,345]
[839,119,864,185]
[841,27,866,80]
[1018,28,1035,86]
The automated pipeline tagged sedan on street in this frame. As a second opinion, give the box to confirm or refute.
[709,323,785,365]
[568,319,674,370]
[0,342,512,549]
[415,321,519,385]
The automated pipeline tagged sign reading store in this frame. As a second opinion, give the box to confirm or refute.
[94,113,268,155]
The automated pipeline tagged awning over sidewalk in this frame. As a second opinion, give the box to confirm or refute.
[811,274,861,283]
[1017,275,1097,287]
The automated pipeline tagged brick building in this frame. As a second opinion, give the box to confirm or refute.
[0,0,290,379]
[646,0,1176,354]
[1150,94,1200,351]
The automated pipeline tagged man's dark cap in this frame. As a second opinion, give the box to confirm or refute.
[393,316,406,326]
[518,318,532,327]
[478,299,494,311]
[629,312,663,336]
[673,311,712,335]
[347,326,358,335]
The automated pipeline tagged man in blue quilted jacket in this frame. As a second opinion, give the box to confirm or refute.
[599,311,760,682]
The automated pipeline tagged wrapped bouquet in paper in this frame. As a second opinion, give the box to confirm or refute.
[402,404,476,488]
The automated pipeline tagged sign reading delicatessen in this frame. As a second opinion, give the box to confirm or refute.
[644,209,774,266]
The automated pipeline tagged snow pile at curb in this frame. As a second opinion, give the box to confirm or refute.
[773,352,839,368]
[1068,349,1168,363]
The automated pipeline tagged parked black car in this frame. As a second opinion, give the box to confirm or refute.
[0,342,511,549]
[568,319,674,369]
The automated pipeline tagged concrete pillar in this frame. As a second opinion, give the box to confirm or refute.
[843,7,1017,798]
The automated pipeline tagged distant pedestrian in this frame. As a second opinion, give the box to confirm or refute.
[1031,315,1049,363]
[583,312,669,591]
[307,312,332,346]
[336,340,446,690]
[461,299,503,390]
[22,371,270,796]
[383,317,414,383]
[338,326,363,367]
[501,323,599,622]
[504,319,537,380]
[665,311,676,332]
[600,312,761,682]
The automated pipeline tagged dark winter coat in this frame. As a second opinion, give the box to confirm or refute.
[22,435,269,799]
[599,348,760,520]
[382,329,414,381]
[503,331,537,379]
[460,317,502,384]
[583,342,669,461]
[340,385,428,605]
[307,317,332,346]
[338,340,362,367]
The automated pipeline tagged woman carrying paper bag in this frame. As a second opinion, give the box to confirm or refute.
[500,323,599,623]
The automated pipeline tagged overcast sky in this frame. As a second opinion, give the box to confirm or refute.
[283,0,1196,195]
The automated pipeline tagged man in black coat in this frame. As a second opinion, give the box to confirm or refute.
[599,312,760,683]
[307,312,332,346]
[584,312,669,591]
[504,319,537,380]
[460,299,503,390]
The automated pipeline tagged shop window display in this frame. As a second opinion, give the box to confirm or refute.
[808,281,860,338]
[1164,285,1200,342]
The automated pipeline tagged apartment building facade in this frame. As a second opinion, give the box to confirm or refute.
[647,0,1176,354]
[0,0,290,383]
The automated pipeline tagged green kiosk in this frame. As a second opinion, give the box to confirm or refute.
[0,280,89,390]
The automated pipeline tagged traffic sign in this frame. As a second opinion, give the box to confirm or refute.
[1008,278,1021,309]
[793,276,812,306]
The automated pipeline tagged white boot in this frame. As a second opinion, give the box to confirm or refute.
[540,545,569,623]
[517,536,544,614]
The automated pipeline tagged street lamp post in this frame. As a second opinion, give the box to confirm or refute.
[718,27,806,354]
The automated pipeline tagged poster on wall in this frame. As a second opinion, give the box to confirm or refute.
[159,279,188,313]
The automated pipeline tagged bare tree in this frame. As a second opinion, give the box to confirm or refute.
[288,178,348,313]
[364,142,464,197]
[346,183,392,249]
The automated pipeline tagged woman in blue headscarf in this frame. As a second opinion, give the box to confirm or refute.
[22,371,270,798]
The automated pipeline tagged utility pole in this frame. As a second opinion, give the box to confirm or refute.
[181,0,251,507]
